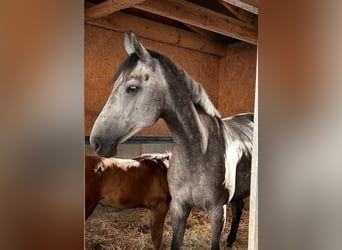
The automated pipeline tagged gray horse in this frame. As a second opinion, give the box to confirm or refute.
[90,32,253,250]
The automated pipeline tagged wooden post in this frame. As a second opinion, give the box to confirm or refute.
[248,51,258,250]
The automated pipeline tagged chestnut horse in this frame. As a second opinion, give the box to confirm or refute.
[85,153,171,250]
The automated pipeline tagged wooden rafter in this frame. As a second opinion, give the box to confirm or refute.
[241,0,258,7]
[219,0,257,25]
[134,0,257,44]
[222,0,258,15]
[86,11,228,56]
[183,24,213,38]
[85,0,146,21]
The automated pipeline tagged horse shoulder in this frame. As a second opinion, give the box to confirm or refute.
[143,160,170,206]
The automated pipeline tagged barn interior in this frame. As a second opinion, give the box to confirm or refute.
[85,0,257,154]
[84,1,257,249]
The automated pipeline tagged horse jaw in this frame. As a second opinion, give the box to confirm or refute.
[117,126,143,145]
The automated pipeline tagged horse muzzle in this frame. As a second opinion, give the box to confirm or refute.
[89,134,118,157]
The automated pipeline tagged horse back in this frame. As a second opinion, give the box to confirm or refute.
[223,112,254,125]
[93,156,170,210]
[222,113,254,201]
[222,112,254,150]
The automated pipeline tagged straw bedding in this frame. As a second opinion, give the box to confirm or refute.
[85,204,249,250]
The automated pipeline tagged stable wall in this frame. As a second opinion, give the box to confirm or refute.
[85,24,256,137]
[218,44,257,117]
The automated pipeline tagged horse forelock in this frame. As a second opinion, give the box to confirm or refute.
[112,53,140,85]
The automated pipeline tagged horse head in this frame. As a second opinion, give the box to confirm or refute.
[90,32,167,157]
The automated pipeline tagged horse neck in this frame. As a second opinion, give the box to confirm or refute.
[162,78,221,157]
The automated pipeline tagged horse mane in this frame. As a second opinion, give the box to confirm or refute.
[149,50,221,118]
[94,153,171,174]
[133,152,171,168]
[112,50,221,119]
[95,157,141,173]
[186,78,221,118]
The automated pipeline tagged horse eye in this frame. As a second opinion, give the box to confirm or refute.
[144,74,149,81]
[126,85,138,94]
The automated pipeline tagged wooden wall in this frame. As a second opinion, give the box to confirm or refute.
[218,44,257,117]
[85,24,256,137]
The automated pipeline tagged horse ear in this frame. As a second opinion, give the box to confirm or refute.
[130,32,151,62]
[124,32,135,55]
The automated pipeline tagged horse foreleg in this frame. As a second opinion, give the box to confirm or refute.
[208,204,226,250]
[170,200,191,250]
[85,180,101,220]
[227,199,244,247]
[150,202,169,250]
[85,200,98,220]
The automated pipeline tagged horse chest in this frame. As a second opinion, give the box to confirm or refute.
[168,165,227,209]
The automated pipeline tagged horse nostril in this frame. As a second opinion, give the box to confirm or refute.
[91,138,101,153]
[94,141,100,152]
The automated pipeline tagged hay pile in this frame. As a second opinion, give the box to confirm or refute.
[85,205,249,250]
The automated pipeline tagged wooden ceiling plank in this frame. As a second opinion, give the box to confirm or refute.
[134,0,257,44]
[219,0,257,25]
[86,11,228,56]
[223,0,258,15]
[85,0,146,21]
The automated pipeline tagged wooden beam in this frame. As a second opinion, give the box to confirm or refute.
[85,0,146,21]
[223,0,258,15]
[219,0,257,25]
[241,0,258,8]
[183,24,213,38]
[86,11,228,56]
[134,0,257,44]
[182,24,227,47]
